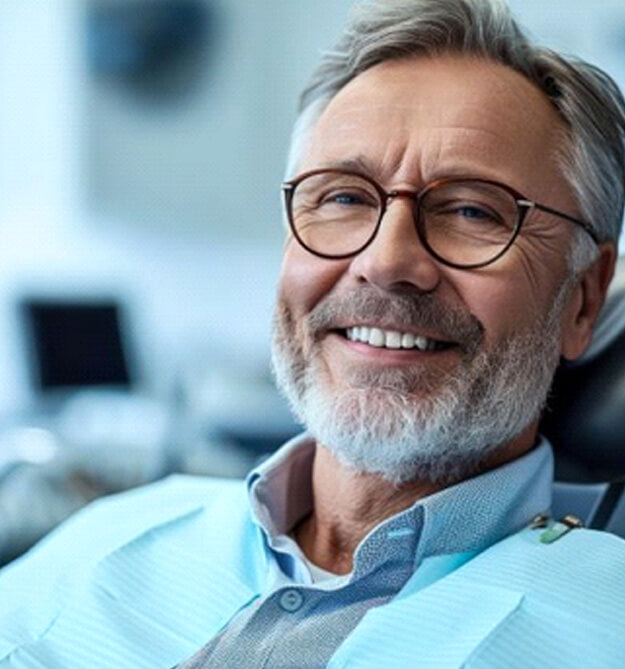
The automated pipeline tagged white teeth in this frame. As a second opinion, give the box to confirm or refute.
[401,333,415,349]
[415,336,428,351]
[345,327,444,351]
[385,331,402,349]
[368,328,385,347]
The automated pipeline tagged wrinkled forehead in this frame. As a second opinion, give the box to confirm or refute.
[299,56,571,200]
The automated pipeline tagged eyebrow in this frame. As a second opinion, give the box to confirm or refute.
[320,155,386,177]
[312,156,520,193]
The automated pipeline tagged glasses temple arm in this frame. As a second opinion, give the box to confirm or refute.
[522,200,600,244]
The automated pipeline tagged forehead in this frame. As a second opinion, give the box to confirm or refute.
[302,55,570,198]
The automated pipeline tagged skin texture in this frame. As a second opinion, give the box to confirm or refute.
[278,55,615,574]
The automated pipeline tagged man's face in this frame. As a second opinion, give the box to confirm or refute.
[272,55,592,483]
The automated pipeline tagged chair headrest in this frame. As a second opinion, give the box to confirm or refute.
[541,258,625,483]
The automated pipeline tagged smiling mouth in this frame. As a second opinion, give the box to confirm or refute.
[337,326,455,351]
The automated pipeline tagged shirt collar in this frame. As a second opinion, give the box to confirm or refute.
[246,433,553,574]
[246,433,316,538]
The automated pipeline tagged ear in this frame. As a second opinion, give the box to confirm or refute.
[561,242,617,361]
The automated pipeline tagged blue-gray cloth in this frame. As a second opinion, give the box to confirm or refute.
[177,434,552,668]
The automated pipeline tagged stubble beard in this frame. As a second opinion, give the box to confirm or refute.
[271,286,567,485]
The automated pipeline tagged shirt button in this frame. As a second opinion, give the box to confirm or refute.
[279,588,304,612]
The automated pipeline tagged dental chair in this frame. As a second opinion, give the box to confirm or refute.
[543,259,625,537]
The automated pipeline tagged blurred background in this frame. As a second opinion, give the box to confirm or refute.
[0,0,624,564]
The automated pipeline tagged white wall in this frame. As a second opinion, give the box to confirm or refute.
[86,0,355,239]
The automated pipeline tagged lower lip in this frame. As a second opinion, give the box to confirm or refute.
[331,333,456,363]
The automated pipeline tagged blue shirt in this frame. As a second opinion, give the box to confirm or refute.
[178,434,552,668]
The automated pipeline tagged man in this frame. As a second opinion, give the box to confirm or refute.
[2,0,625,667]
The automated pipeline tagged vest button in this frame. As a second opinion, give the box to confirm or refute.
[279,588,304,612]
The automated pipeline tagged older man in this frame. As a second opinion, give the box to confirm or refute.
[2,0,625,667]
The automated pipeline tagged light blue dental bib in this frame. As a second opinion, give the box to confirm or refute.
[1,476,624,668]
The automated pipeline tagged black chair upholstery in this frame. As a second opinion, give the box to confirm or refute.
[542,260,625,536]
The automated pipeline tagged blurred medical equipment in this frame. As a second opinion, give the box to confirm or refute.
[0,293,297,564]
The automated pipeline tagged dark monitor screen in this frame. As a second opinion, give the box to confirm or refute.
[23,301,132,390]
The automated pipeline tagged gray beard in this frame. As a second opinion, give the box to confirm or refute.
[271,286,567,485]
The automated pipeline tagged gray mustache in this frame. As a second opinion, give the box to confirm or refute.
[307,288,485,356]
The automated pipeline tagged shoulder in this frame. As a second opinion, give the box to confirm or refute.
[467,525,625,582]
[0,475,249,611]
[457,528,625,665]
[20,473,246,560]
[450,526,625,628]
[0,475,257,665]
[408,528,625,665]
[491,524,625,564]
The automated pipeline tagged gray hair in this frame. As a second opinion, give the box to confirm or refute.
[286,0,625,269]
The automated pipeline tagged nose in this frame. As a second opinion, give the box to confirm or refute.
[348,197,442,292]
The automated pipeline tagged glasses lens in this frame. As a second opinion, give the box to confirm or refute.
[419,180,520,266]
[290,171,381,256]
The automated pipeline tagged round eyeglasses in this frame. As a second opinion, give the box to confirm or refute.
[281,169,599,269]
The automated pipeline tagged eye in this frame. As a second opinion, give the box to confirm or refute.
[454,205,495,220]
[321,189,377,207]
[439,201,504,227]
[333,193,362,205]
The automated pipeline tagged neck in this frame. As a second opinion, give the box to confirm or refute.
[293,424,538,575]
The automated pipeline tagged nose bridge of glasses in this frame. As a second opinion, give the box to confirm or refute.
[384,188,420,207]
[380,188,423,235]
[381,188,421,224]
[374,187,430,254]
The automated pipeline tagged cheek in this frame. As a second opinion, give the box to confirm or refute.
[450,228,573,342]
[278,240,350,317]
[452,272,548,342]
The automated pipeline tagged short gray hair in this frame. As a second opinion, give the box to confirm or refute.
[287,0,625,263]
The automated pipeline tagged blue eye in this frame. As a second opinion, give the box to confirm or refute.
[456,205,491,220]
[327,191,367,206]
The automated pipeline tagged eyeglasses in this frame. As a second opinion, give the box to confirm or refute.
[281,169,599,269]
